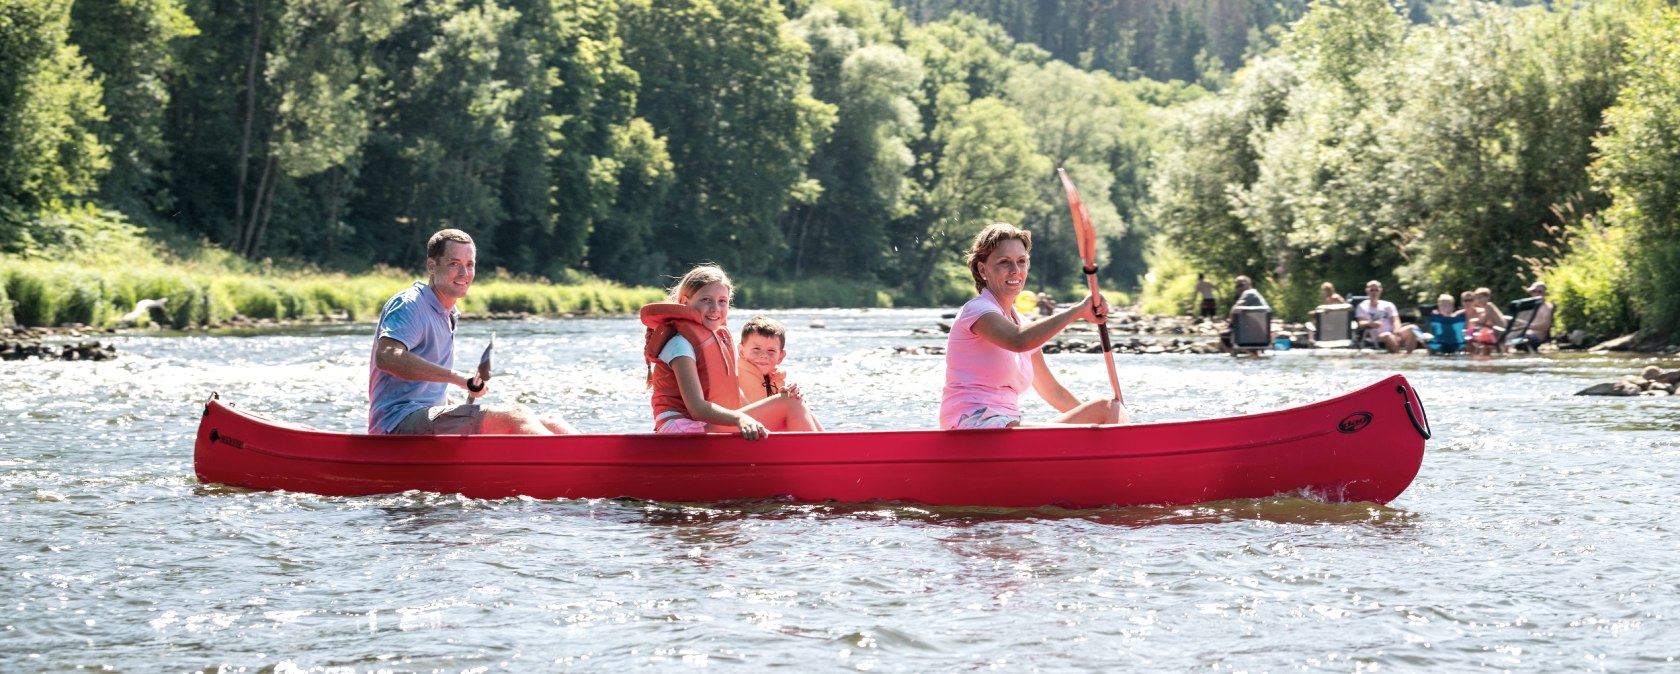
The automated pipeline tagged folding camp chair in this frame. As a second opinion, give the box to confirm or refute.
[1230,306,1272,356]
[1311,303,1355,348]
[1345,295,1370,351]
[1426,311,1466,355]
[1503,296,1544,352]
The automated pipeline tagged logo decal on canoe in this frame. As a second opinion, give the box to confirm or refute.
[1338,412,1373,434]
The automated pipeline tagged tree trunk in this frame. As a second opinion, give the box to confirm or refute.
[249,158,280,260]
[240,152,275,257]
[235,0,267,250]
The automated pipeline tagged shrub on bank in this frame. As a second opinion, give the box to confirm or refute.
[1537,219,1638,342]
[734,276,894,309]
[0,258,670,329]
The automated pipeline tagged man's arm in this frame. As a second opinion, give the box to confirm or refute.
[374,337,481,396]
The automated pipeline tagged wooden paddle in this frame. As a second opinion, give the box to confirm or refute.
[1057,168,1124,404]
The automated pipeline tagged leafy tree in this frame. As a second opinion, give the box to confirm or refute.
[1148,57,1297,286]
[242,0,403,260]
[618,0,835,280]
[585,117,675,283]
[1385,3,1625,302]
[786,1,921,280]
[901,96,1048,298]
[0,0,108,252]
[68,0,197,219]
[496,0,670,281]
[1004,60,1127,292]
[1589,1,1680,337]
[350,0,523,265]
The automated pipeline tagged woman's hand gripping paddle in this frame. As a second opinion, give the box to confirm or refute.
[466,333,494,401]
[1057,168,1124,404]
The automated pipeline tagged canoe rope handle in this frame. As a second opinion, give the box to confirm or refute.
[1398,384,1431,440]
[203,391,219,417]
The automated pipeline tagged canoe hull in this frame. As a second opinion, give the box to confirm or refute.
[194,375,1429,508]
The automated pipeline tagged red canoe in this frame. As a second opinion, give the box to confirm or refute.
[194,375,1430,508]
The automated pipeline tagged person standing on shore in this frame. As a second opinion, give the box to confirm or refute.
[368,229,577,435]
[1194,273,1218,319]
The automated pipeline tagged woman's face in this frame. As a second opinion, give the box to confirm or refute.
[980,238,1030,301]
[681,281,731,331]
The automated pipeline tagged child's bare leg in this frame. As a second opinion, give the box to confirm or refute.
[742,396,821,432]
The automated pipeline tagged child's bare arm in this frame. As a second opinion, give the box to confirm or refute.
[672,356,768,439]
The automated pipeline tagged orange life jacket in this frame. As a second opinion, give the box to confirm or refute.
[737,357,787,404]
[641,303,740,429]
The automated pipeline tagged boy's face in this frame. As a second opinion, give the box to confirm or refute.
[740,333,786,373]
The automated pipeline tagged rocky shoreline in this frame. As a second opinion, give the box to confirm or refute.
[1575,365,1680,396]
[0,310,546,362]
[5,305,1676,362]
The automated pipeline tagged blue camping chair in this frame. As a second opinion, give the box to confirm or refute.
[1426,311,1466,355]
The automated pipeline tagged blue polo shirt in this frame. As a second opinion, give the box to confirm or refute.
[368,282,459,433]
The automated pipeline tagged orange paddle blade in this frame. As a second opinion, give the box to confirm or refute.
[1057,168,1098,271]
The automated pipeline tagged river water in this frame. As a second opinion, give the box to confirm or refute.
[3,309,1678,671]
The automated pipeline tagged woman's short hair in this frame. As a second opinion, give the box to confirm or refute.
[965,223,1032,295]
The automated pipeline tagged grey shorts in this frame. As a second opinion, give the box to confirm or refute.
[391,404,486,435]
[953,407,1020,430]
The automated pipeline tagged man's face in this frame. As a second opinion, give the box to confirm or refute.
[1366,285,1383,298]
[427,241,476,304]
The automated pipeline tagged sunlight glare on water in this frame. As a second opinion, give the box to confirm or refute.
[2,309,1677,671]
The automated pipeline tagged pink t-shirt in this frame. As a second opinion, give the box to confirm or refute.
[940,290,1034,429]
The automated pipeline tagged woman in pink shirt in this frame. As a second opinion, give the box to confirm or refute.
[940,223,1129,429]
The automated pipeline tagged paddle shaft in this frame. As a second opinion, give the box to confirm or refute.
[1082,265,1124,404]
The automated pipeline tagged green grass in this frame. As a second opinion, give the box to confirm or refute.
[734,276,896,309]
[0,259,667,329]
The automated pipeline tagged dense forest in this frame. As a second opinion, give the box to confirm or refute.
[2,0,1677,342]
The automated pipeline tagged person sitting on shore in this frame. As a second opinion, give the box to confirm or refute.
[1524,281,1555,346]
[1435,293,1457,318]
[368,229,577,435]
[1193,273,1218,319]
[1454,290,1473,318]
[1307,281,1347,317]
[643,265,821,440]
[1355,280,1420,353]
[1218,275,1269,353]
[1320,281,1346,306]
[736,316,825,430]
[1035,292,1058,317]
[941,223,1127,429]
[1465,286,1508,355]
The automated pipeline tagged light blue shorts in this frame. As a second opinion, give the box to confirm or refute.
[953,407,1020,430]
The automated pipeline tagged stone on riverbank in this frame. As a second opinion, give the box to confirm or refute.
[1576,366,1680,396]
[1576,380,1642,396]
[1,340,119,362]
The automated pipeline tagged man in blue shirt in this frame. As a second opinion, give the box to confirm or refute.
[368,229,577,435]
